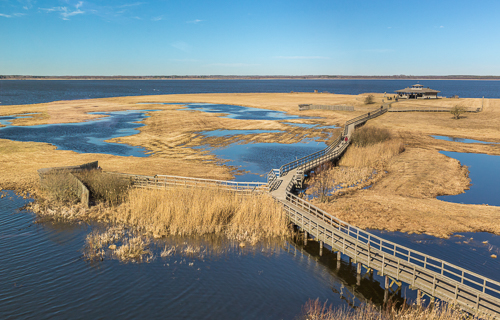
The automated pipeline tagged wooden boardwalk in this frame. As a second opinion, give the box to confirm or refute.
[268,105,500,318]
[103,103,499,317]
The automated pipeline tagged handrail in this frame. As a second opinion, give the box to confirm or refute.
[106,172,268,192]
[278,106,388,176]
[284,191,500,300]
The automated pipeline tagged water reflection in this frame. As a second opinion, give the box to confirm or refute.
[438,151,500,206]
[0,110,156,157]
[1,191,419,319]
[202,139,327,182]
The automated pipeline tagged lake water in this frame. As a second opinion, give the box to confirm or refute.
[2,79,500,106]
[1,80,499,318]
[0,191,412,319]
[438,151,500,206]
[0,111,154,157]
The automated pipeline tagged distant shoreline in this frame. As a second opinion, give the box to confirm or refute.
[2,75,500,81]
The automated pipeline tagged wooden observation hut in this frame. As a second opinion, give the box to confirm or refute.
[395,84,440,99]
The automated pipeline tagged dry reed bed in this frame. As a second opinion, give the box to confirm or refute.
[301,299,492,320]
[114,187,289,243]
[36,184,290,262]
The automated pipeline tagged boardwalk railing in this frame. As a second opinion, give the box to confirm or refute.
[388,107,483,113]
[281,191,500,317]
[278,106,388,176]
[108,172,268,193]
[299,104,355,111]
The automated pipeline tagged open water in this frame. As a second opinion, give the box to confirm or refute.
[1,80,499,318]
[2,79,500,106]
[0,191,412,319]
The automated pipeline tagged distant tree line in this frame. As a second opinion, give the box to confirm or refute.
[2,75,500,80]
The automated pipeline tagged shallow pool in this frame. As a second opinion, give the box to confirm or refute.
[432,135,499,145]
[0,111,155,157]
[201,138,327,182]
[438,151,500,206]
[178,103,309,120]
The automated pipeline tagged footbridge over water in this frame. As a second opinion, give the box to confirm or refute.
[49,103,499,317]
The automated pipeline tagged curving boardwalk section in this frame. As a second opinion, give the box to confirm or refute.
[104,103,498,317]
[268,105,500,318]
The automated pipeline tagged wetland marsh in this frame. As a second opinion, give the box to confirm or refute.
[1,80,500,318]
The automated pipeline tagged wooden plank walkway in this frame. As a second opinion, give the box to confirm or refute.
[282,192,500,317]
[268,105,500,318]
[103,102,499,317]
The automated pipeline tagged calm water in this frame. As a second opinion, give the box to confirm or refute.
[369,230,500,282]
[438,151,500,206]
[0,111,154,157]
[1,80,499,317]
[178,103,306,121]
[432,135,499,145]
[0,191,412,319]
[2,79,500,106]
[205,139,327,182]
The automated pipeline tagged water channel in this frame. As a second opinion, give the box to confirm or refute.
[1,87,499,317]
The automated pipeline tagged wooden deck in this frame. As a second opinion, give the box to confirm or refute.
[101,103,498,317]
[268,105,500,318]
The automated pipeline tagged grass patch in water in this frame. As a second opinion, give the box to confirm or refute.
[301,298,491,320]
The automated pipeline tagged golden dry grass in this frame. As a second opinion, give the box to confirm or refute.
[113,187,289,243]
[0,92,361,193]
[373,98,500,144]
[301,299,491,320]
[314,147,500,238]
[3,93,500,239]
[339,139,405,168]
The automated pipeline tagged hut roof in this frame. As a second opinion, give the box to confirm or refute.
[395,87,440,94]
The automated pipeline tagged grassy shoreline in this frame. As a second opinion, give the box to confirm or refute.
[2,92,500,238]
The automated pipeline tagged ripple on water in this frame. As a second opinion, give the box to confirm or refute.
[1,191,376,319]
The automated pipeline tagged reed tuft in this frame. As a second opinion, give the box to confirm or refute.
[113,187,289,243]
[301,298,491,320]
[351,126,392,147]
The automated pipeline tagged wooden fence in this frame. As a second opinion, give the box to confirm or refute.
[299,104,355,111]
[277,106,388,177]
[107,172,268,193]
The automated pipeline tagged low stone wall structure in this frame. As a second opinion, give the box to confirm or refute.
[38,161,97,207]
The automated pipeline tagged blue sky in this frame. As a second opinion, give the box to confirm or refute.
[1,0,499,76]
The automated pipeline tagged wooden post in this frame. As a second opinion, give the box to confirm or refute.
[385,275,389,290]
[304,231,308,245]
[337,251,341,260]
[319,241,323,256]
[357,262,361,274]
[417,289,421,306]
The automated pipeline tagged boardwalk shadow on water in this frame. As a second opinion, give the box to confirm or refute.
[1,190,414,320]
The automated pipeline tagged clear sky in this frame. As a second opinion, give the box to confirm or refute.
[1,0,499,76]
